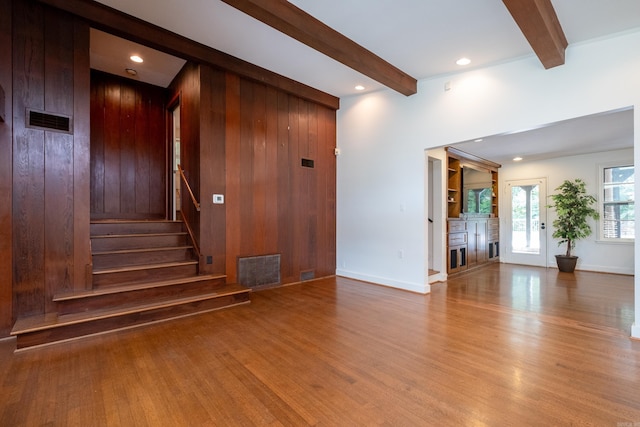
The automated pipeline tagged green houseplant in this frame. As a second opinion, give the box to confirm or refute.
[546,179,599,272]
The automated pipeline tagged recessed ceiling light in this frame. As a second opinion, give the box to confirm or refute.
[456,57,471,66]
[130,55,143,63]
[125,68,138,76]
[513,156,523,162]
[474,138,483,142]
[355,85,365,91]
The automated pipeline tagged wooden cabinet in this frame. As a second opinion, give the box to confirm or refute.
[488,218,500,261]
[447,220,467,273]
[467,219,488,267]
[448,217,496,275]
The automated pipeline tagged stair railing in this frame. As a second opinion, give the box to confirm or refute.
[177,164,201,212]
[176,164,202,269]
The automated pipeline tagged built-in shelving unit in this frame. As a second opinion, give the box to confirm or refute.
[445,147,501,275]
[447,156,462,218]
[491,170,499,217]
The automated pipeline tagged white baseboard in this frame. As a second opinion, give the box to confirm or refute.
[335,269,430,294]
[632,323,640,340]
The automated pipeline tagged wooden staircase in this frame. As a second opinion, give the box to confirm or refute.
[11,220,251,349]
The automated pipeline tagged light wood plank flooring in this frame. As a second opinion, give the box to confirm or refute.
[1,263,639,426]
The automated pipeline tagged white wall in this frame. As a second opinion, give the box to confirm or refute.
[500,149,634,275]
[335,30,640,337]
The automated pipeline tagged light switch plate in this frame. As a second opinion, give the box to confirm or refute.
[213,194,224,204]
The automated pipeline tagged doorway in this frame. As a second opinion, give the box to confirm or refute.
[171,105,181,221]
[505,178,547,266]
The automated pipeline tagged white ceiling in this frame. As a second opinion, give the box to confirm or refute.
[90,28,186,88]
[90,0,640,163]
[451,107,634,165]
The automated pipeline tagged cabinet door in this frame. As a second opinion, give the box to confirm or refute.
[467,222,478,266]
[488,218,499,261]
[477,220,488,263]
[448,245,467,273]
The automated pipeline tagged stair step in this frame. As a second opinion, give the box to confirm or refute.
[11,284,251,349]
[90,220,184,235]
[93,260,198,275]
[92,261,199,288]
[54,275,227,315]
[55,275,225,301]
[92,232,188,239]
[93,245,194,256]
[91,233,189,251]
[92,246,195,269]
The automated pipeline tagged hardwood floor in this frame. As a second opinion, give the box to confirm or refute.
[1,264,639,426]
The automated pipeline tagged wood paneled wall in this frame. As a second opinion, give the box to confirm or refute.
[169,63,202,250]
[0,0,13,335]
[199,65,227,274]
[2,0,337,336]
[224,75,337,284]
[169,64,336,284]
[90,70,167,219]
[11,0,91,319]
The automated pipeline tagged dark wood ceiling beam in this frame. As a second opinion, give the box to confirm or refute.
[220,0,417,96]
[36,0,339,110]
[502,0,568,69]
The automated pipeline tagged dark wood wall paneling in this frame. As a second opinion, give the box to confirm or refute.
[90,70,167,219]
[199,65,227,274]
[171,64,337,284]
[4,0,337,334]
[11,1,91,321]
[0,0,13,335]
[225,76,337,284]
[169,62,201,249]
[73,12,91,295]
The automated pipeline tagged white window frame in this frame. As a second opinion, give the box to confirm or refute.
[598,162,635,243]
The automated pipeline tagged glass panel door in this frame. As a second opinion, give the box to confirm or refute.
[506,178,547,267]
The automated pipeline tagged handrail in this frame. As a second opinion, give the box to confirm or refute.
[180,211,201,260]
[177,164,201,212]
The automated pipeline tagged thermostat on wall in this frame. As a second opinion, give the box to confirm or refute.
[213,194,224,204]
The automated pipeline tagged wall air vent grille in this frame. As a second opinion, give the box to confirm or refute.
[300,270,315,281]
[27,109,72,133]
[238,254,281,290]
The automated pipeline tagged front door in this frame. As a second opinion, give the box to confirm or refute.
[506,178,547,266]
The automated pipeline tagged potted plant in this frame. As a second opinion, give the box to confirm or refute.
[546,179,599,272]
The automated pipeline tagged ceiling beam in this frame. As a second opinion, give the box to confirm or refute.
[220,0,418,96]
[502,0,568,69]
[37,0,340,110]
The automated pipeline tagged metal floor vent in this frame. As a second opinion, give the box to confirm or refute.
[27,109,72,133]
[238,254,281,289]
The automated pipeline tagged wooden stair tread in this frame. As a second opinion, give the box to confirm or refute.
[12,284,250,335]
[92,245,194,256]
[93,260,198,275]
[91,232,188,239]
[53,274,227,301]
[91,219,180,224]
